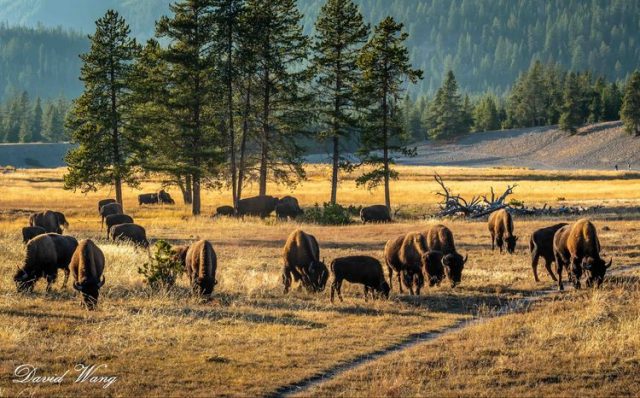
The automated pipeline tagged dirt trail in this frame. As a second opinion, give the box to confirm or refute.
[269,263,640,397]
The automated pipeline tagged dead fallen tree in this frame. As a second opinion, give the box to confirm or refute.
[433,173,602,218]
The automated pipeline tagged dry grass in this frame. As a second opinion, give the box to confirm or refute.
[0,165,639,396]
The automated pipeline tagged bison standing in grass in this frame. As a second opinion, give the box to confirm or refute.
[488,209,518,254]
[105,214,134,238]
[100,203,123,229]
[70,239,105,310]
[398,232,427,295]
[360,205,391,223]
[98,199,116,213]
[330,256,390,303]
[185,240,217,296]
[14,233,78,292]
[22,226,46,243]
[138,193,159,205]
[425,225,467,287]
[109,223,149,248]
[282,229,328,293]
[237,195,279,218]
[157,190,175,204]
[553,219,612,291]
[383,235,406,293]
[216,205,235,217]
[529,223,568,282]
[29,210,65,234]
[422,250,445,287]
[275,196,304,220]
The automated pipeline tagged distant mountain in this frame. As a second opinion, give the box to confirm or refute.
[0,0,638,99]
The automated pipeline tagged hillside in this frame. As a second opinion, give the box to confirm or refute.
[401,121,640,170]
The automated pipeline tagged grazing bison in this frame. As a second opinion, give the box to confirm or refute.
[383,235,406,293]
[105,214,134,238]
[157,189,175,204]
[282,229,328,293]
[98,198,116,213]
[330,256,390,303]
[425,224,468,287]
[172,244,191,269]
[22,226,46,243]
[216,205,235,217]
[185,240,217,296]
[553,219,612,291]
[529,223,568,282]
[275,196,304,220]
[237,195,279,218]
[422,250,445,287]
[29,210,63,234]
[488,209,518,254]
[398,232,427,295]
[70,239,105,310]
[100,203,123,229]
[109,223,149,248]
[14,233,78,292]
[360,205,391,223]
[138,193,159,205]
[53,212,69,230]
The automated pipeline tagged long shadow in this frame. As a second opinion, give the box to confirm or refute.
[0,308,85,320]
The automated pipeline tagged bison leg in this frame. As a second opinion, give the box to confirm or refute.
[364,286,369,301]
[387,266,394,292]
[282,267,292,294]
[555,254,565,291]
[490,231,495,251]
[415,273,424,295]
[543,259,557,282]
[531,253,540,282]
[397,271,404,293]
[335,279,344,302]
[63,268,70,288]
[45,272,57,292]
[330,279,338,303]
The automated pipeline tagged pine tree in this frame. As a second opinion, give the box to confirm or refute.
[17,91,32,142]
[425,71,464,140]
[64,10,141,207]
[31,97,43,142]
[473,95,500,132]
[621,70,640,136]
[602,82,622,121]
[356,17,422,211]
[559,72,582,134]
[312,0,369,204]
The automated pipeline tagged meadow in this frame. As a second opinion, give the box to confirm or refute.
[1,165,639,397]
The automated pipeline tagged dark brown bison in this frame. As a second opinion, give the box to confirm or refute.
[53,212,69,230]
[100,203,123,229]
[157,189,175,204]
[529,223,568,282]
[488,209,518,254]
[422,250,445,287]
[184,240,217,296]
[383,235,406,293]
[105,214,134,238]
[109,223,149,248]
[237,195,279,218]
[275,196,304,219]
[98,199,116,213]
[216,205,235,216]
[330,256,390,302]
[70,239,105,310]
[425,224,468,287]
[360,205,391,223]
[138,193,159,205]
[14,233,78,292]
[553,219,612,291]
[282,229,328,293]
[398,232,427,295]
[22,226,46,243]
[29,210,63,234]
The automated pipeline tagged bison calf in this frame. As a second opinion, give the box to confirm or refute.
[70,239,105,310]
[185,240,217,296]
[22,226,46,243]
[529,223,568,282]
[488,209,518,254]
[100,203,123,229]
[216,205,235,217]
[330,256,390,303]
[360,205,391,223]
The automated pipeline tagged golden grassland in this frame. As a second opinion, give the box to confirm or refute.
[0,165,639,396]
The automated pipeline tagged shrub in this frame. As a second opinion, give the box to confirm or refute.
[138,240,183,290]
[508,198,524,207]
[302,202,353,225]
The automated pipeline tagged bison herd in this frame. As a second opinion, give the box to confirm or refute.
[15,197,614,311]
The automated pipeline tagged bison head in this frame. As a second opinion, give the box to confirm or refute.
[378,280,391,299]
[13,266,36,292]
[583,256,612,288]
[443,253,468,288]
[193,276,217,296]
[73,276,105,310]
[307,259,329,292]
[505,236,518,254]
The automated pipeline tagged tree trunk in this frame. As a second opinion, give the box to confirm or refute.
[237,80,251,204]
[382,64,391,212]
[115,176,123,210]
[330,135,339,204]
[192,174,201,216]
[259,69,269,196]
[227,25,237,209]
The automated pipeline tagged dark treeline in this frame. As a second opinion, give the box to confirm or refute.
[0,92,70,143]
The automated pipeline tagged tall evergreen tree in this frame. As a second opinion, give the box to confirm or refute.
[473,94,500,132]
[621,70,640,136]
[559,72,582,134]
[602,82,623,121]
[356,17,422,211]
[31,97,43,142]
[64,10,140,206]
[312,0,369,204]
[17,91,32,142]
[424,71,464,140]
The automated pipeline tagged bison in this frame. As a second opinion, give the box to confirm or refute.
[29,210,63,234]
[185,240,217,296]
[109,223,149,248]
[275,196,304,220]
[70,239,106,310]
[53,212,69,230]
[398,232,427,295]
[216,205,235,217]
[138,193,159,205]
[105,214,134,238]
[425,224,468,287]
[100,203,123,229]
[98,198,116,213]
[14,233,78,292]
[422,250,445,287]
[529,223,568,282]
[237,195,279,218]
[330,256,390,303]
[282,229,328,293]
[360,205,391,223]
[22,226,46,243]
[383,235,409,293]
[157,189,175,204]
[553,219,612,291]
[488,209,518,254]
[172,244,191,269]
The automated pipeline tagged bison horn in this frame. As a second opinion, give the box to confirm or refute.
[73,282,83,291]
[606,258,613,269]
[463,254,469,264]
[98,276,106,287]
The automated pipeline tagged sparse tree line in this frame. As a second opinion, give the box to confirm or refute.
[402,61,640,140]
[0,92,70,143]
[64,0,422,215]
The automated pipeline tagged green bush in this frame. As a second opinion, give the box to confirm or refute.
[138,240,183,290]
[508,198,524,207]
[302,202,353,225]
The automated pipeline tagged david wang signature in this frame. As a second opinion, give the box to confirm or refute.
[13,364,117,389]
